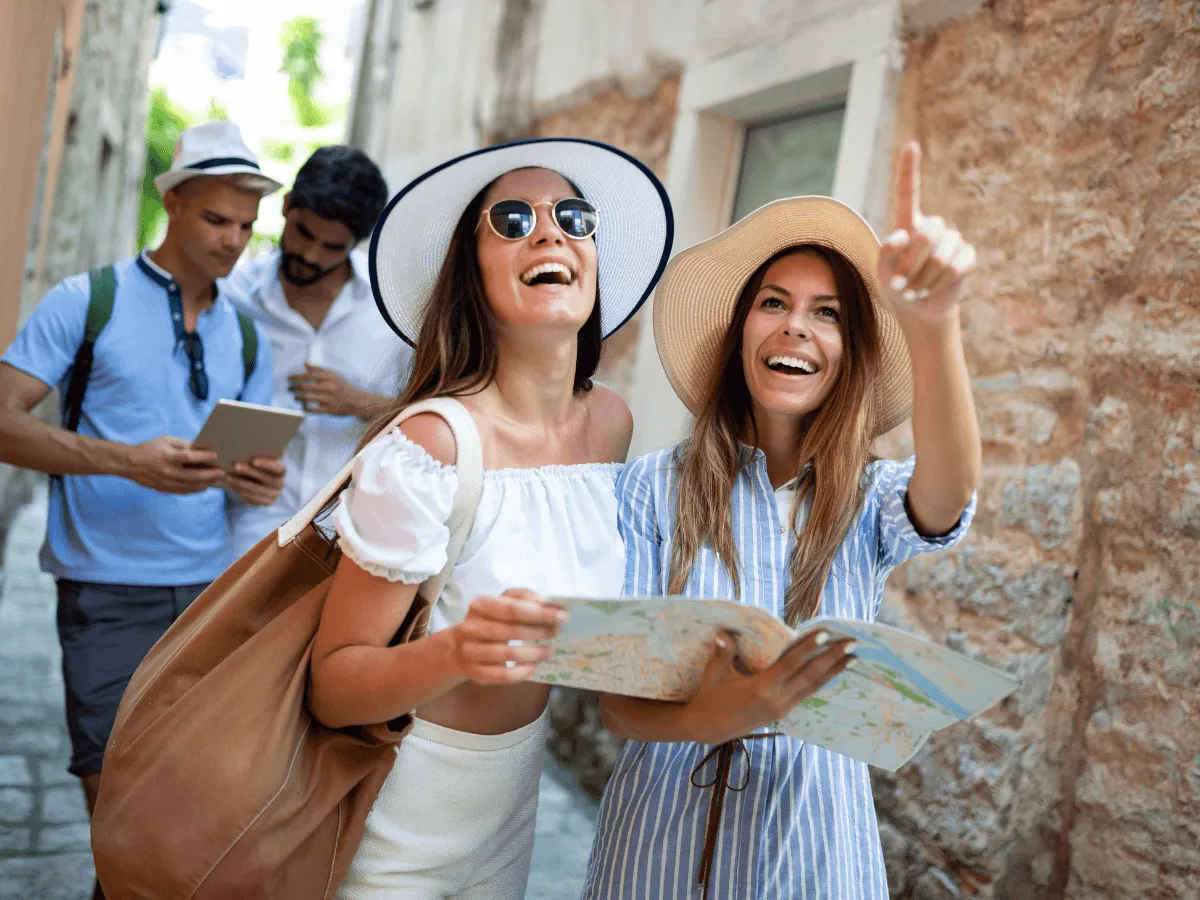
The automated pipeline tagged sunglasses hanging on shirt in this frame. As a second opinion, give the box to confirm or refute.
[167,287,209,402]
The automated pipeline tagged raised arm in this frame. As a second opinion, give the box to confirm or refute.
[877,142,982,536]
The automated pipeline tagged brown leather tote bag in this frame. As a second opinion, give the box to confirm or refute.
[90,398,483,899]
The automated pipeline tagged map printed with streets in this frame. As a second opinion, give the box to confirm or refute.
[530,597,1019,771]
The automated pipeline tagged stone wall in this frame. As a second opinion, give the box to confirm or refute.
[31,0,156,300]
[874,1,1200,897]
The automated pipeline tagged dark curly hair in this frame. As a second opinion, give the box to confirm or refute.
[290,145,388,243]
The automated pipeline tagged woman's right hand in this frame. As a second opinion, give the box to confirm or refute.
[683,630,856,745]
[448,588,567,685]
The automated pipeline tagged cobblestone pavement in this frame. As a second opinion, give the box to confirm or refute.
[0,488,598,899]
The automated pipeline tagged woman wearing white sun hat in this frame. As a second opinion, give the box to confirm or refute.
[306,138,672,899]
[583,143,982,899]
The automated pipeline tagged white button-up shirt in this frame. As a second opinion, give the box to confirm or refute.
[223,248,413,559]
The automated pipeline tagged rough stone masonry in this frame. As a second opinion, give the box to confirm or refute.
[875,1,1200,897]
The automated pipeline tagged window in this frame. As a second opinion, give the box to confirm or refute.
[731,104,845,222]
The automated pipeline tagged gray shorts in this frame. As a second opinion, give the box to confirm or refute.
[55,579,208,777]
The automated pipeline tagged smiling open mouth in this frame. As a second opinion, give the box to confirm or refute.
[520,262,575,286]
[765,355,819,375]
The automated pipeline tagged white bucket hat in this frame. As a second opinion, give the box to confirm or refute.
[368,137,674,344]
[154,121,282,198]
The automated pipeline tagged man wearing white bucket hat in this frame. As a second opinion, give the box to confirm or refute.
[0,120,286,896]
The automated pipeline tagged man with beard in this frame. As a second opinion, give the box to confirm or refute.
[224,145,411,559]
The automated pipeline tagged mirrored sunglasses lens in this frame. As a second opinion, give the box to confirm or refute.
[555,199,598,238]
[488,200,535,240]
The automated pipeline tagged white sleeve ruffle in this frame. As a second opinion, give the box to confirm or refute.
[332,430,458,583]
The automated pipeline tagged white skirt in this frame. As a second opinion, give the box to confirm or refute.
[336,711,549,900]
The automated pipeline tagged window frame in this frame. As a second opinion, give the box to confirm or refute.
[731,99,849,224]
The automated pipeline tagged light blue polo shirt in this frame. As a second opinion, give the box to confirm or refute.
[2,253,274,586]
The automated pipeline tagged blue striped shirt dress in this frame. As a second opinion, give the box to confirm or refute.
[582,446,976,899]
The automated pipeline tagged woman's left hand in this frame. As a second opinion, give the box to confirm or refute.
[877,142,977,326]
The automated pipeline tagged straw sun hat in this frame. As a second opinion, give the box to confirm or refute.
[653,196,913,436]
[369,137,674,345]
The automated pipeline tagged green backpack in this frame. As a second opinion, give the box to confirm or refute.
[61,265,258,432]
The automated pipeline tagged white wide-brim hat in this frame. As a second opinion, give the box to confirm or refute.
[369,137,674,344]
[653,196,913,437]
[154,121,282,197]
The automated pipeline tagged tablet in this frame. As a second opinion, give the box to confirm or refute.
[192,399,305,471]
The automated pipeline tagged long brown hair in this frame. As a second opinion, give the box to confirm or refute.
[361,171,602,447]
[667,245,882,625]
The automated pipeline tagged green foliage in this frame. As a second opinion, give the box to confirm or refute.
[261,138,295,163]
[246,232,281,258]
[139,86,192,249]
[205,97,230,121]
[279,16,329,128]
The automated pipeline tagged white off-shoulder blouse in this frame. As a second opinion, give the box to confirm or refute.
[332,430,625,634]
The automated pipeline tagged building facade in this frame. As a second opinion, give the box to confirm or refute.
[348,1,1200,897]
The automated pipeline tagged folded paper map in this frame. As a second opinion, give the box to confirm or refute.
[530,596,1019,771]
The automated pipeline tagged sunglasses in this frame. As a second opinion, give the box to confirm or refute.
[180,332,209,402]
[165,286,210,403]
[478,198,599,241]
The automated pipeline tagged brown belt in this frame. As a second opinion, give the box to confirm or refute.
[689,732,781,900]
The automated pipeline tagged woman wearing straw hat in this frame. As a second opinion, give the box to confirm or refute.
[583,143,980,899]
[306,138,672,899]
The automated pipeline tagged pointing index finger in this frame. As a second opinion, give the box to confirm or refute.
[893,141,922,232]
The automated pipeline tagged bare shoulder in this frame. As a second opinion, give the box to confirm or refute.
[397,412,458,466]
[583,384,634,463]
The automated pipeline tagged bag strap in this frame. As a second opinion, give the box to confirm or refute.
[410,398,484,602]
[61,265,116,432]
[234,311,257,399]
[277,397,484,599]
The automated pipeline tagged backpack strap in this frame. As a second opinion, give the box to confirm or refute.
[234,311,257,399]
[61,265,116,433]
[277,397,484,600]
